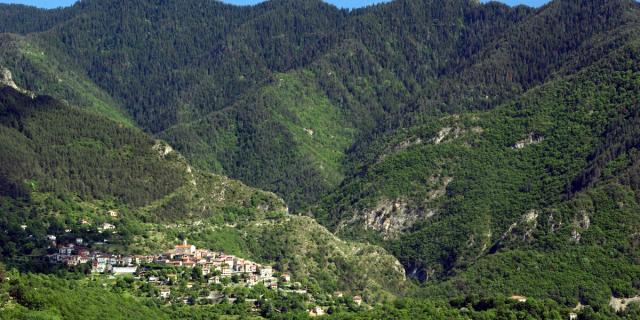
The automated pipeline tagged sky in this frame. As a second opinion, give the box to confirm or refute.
[0,0,551,10]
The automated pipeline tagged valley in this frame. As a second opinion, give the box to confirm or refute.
[1,0,640,318]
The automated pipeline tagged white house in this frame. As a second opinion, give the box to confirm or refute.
[160,288,171,299]
[112,266,137,275]
[174,240,196,255]
[259,266,273,279]
[101,223,116,231]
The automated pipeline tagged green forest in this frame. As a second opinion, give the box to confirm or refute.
[1,0,640,318]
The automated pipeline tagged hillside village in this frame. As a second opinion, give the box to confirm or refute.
[42,238,369,315]
[48,240,286,298]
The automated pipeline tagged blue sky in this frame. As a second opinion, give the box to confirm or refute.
[0,0,550,10]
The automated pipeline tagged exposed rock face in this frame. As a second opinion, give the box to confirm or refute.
[152,141,174,158]
[339,175,452,239]
[376,136,423,163]
[570,210,591,243]
[496,209,541,246]
[513,132,544,149]
[609,296,640,312]
[362,199,424,238]
[0,67,35,98]
[0,68,19,90]
[427,176,453,200]
[433,127,465,145]
[343,199,436,240]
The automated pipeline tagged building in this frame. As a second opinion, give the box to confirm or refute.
[92,254,116,273]
[174,240,196,255]
[160,288,171,299]
[309,306,325,317]
[101,223,116,231]
[245,274,259,286]
[58,244,75,256]
[112,266,137,275]
[353,295,363,306]
[259,266,272,279]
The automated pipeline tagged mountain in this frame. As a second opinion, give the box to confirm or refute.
[1,0,635,210]
[1,0,640,318]
[0,84,405,306]
[314,2,640,311]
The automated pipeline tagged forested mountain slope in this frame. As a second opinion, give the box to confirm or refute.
[320,29,640,309]
[0,85,406,302]
[3,0,637,209]
[1,0,640,317]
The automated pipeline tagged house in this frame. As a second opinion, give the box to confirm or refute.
[168,261,183,267]
[93,254,115,273]
[309,306,325,317]
[208,276,221,285]
[77,249,90,264]
[58,244,75,256]
[108,210,119,218]
[207,291,224,302]
[246,274,258,286]
[353,295,363,306]
[92,260,108,273]
[112,266,137,275]
[510,295,527,303]
[569,313,578,320]
[79,219,90,225]
[64,256,81,266]
[47,235,57,242]
[183,260,196,268]
[118,256,133,266]
[134,255,154,265]
[259,266,273,279]
[174,240,196,255]
[282,273,291,282]
[159,288,171,299]
[101,223,116,231]
[201,266,211,276]
[76,238,84,245]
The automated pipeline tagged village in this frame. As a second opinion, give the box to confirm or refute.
[43,238,366,315]
[47,239,289,299]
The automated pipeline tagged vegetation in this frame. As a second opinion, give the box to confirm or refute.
[1,0,640,318]
[0,88,404,308]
